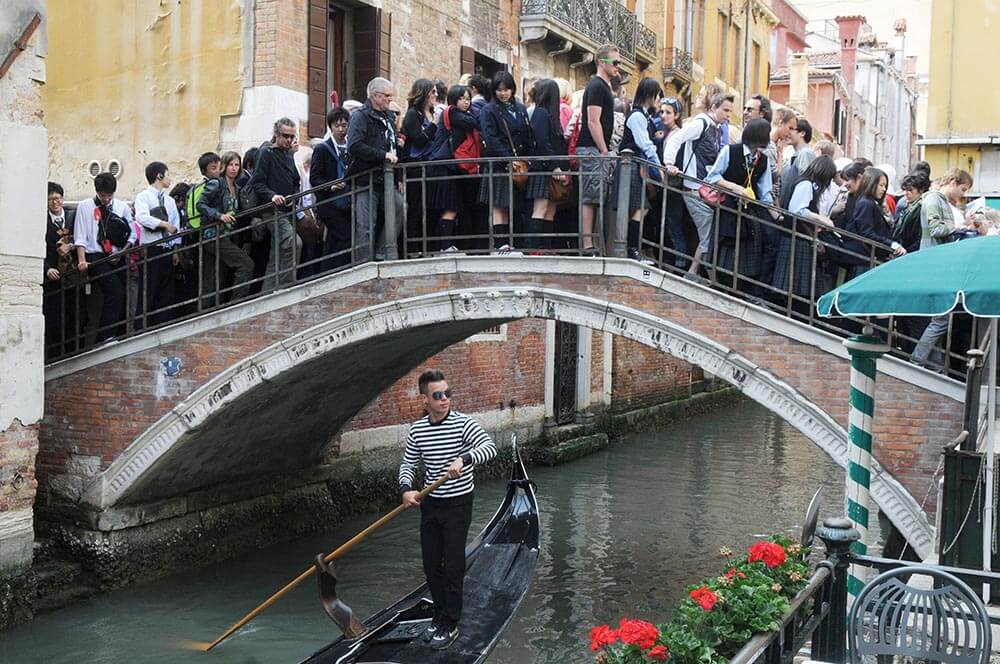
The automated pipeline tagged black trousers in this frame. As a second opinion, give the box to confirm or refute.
[320,207,351,271]
[86,253,126,342]
[420,493,474,629]
[138,244,175,327]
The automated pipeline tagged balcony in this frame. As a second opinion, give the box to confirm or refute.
[662,46,693,83]
[520,0,657,66]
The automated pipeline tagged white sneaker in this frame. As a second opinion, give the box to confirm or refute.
[443,245,460,253]
[491,244,523,256]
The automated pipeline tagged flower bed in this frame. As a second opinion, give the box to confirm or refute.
[589,536,810,663]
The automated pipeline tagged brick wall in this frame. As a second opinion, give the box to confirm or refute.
[0,421,38,515]
[254,0,308,93]
[611,338,696,411]
[343,320,546,431]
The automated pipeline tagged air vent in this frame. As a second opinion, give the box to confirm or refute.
[87,160,101,177]
[107,159,122,178]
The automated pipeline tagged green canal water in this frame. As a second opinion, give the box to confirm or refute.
[0,400,878,663]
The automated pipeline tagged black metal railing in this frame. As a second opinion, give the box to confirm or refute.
[519,0,653,63]
[43,152,974,378]
[730,517,1000,664]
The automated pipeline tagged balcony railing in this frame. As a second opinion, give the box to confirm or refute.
[520,0,656,64]
[663,46,694,82]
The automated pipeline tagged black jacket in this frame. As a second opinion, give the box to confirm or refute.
[197,177,239,225]
[528,107,567,173]
[311,138,351,217]
[250,144,300,205]
[402,107,437,161]
[842,197,894,264]
[346,100,399,183]
[479,100,533,159]
[44,209,75,277]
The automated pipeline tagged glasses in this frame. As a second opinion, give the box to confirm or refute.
[744,106,756,112]
[430,389,453,401]
[373,91,393,99]
[278,132,295,140]
[599,57,621,67]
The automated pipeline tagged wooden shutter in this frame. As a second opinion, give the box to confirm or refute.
[307,0,328,137]
[460,46,475,76]
[355,8,391,100]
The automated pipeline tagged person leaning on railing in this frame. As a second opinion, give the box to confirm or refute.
[839,167,906,281]
[702,118,776,297]
[774,155,838,304]
[250,118,301,289]
[345,76,404,261]
[196,151,255,301]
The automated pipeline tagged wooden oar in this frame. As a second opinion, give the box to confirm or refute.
[199,473,451,652]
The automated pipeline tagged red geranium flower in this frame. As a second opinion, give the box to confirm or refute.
[589,624,619,651]
[689,585,718,611]
[648,644,669,661]
[725,567,746,580]
[618,618,659,650]
[748,541,787,568]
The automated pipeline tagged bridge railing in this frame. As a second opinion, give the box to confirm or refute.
[43,153,973,379]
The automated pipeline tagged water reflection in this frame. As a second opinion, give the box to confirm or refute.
[1,400,875,663]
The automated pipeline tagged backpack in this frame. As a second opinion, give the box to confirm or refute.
[94,199,131,251]
[444,108,481,174]
[428,112,454,162]
[187,179,209,229]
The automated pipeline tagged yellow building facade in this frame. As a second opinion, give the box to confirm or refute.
[920,0,1000,199]
[661,0,777,113]
[44,1,246,197]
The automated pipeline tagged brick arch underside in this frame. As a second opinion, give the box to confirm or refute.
[88,286,935,558]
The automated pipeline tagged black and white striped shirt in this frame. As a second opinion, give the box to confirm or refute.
[398,410,497,499]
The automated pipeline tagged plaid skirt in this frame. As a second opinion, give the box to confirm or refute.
[477,164,522,208]
[715,223,763,279]
[611,162,649,210]
[772,235,816,299]
[525,171,552,200]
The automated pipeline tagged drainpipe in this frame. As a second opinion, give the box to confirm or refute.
[570,52,594,70]
[547,39,573,61]
[843,328,889,599]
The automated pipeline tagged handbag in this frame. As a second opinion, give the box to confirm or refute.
[295,208,324,244]
[698,183,725,205]
[499,110,529,190]
[549,174,571,203]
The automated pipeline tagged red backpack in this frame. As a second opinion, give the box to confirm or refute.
[444,107,482,174]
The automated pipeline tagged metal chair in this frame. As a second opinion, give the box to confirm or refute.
[848,565,992,664]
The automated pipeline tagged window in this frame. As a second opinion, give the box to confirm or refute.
[752,41,761,91]
[467,324,507,342]
[718,11,728,81]
[732,24,742,86]
[694,0,705,61]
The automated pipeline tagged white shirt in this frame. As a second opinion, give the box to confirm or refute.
[72,197,136,254]
[663,113,718,190]
[134,186,180,246]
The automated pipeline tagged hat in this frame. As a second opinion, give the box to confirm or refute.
[834,157,853,173]
[342,99,363,113]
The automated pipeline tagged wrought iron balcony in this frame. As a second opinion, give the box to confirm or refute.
[662,46,693,83]
[520,0,657,65]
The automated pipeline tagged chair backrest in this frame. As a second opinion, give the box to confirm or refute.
[848,566,992,664]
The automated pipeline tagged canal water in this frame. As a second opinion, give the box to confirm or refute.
[1,400,878,664]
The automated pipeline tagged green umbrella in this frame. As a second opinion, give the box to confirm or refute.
[817,236,1000,318]
[818,235,999,590]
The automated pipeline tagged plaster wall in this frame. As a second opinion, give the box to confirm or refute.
[43,0,245,198]
[0,0,47,574]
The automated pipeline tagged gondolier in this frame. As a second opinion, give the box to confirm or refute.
[398,369,498,650]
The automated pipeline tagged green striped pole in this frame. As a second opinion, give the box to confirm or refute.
[843,330,888,599]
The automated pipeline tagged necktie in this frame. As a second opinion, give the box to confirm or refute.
[54,216,64,229]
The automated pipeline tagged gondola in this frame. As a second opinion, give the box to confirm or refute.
[300,442,540,664]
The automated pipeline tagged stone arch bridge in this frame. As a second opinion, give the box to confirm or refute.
[41,257,963,561]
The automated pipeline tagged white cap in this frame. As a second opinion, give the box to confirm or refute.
[834,157,853,172]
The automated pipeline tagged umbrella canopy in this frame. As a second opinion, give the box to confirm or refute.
[817,236,1000,318]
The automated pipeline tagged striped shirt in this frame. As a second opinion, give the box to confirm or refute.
[398,410,497,499]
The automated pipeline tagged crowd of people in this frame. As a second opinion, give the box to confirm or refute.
[43,42,999,371]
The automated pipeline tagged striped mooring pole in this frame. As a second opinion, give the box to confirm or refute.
[843,330,888,599]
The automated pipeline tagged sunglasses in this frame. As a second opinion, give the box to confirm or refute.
[430,389,453,401]
[599,57,621,67]
[279,132,296,140]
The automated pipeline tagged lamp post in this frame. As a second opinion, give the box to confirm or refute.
[843,328,888,598]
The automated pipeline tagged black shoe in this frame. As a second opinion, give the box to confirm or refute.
[421,619,442,643]
[429,625,459,650]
